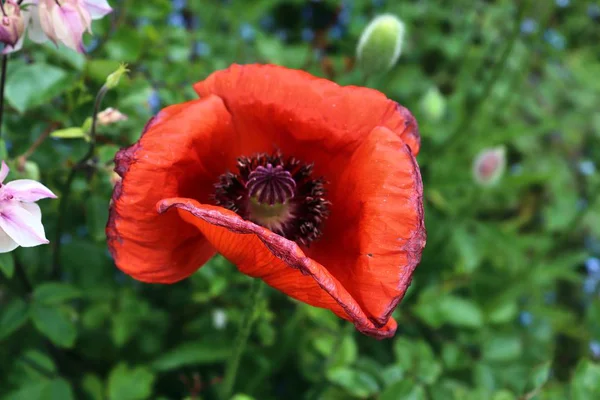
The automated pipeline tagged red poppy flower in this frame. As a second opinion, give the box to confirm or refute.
[106,64,425,338]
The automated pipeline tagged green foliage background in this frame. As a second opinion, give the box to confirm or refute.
[1,0,600,399]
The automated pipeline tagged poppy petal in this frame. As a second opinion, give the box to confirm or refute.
[106,95,238,283]
[193,64,421,158]
[307,125,426,327]
[157,198,397,338]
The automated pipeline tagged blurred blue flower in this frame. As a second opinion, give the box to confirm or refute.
[85,38,99,52]
[260,15,275,30]
[586,257,600,275]
[510,163,523,176]
[520,18,538,35]
[148,90,161,114]
[301,28,315,42]
[555,0,569,7]
[168,12,185,28]
[519,311,533,326]
[172,0,186,11]
[578,160,596,176]
[137,17,150,27]
[589,4,600,18]
[338,6,351,26]
[583,276,598,294]
[372,0,385,8]
[591,341,600,358]
[76,226,88,238]
[61,233,73,245]
[586,236,600,253]
[276,29,288,41]
[4,139,12,152]
[328,25,344,40]
[544,29,566,50]
[544,292,557,304]
[194,41,211,57]
[240,23,256,42]
[301,5,313,21]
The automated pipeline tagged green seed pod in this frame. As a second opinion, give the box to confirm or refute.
[356,14,405,76]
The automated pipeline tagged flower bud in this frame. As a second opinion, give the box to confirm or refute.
[420,87,446,122]
[105,63,129,89]
[97,107,128,126]
[356,14,405,76]
[472,146,506,186]
[0,0,25,51]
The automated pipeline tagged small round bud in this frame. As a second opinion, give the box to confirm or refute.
[105,63,129,89]
[356,14,405,76]
[420,87,446,122]
[472,146,506,186]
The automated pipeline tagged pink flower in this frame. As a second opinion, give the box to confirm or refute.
[0,161,57,253]
[97,107,128,126]
[0,0,25,52]
[472,146,506,186]
[4,0,112,54]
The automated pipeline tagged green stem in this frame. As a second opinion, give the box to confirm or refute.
[0,55,8,140]
[221,279,264,400]
[51,84,109,278]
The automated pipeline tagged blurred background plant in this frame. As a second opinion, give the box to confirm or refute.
[0,0,600,399]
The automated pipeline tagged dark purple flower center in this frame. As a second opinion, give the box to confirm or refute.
[214,152,330,246]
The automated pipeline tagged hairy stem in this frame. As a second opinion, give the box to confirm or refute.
[221,279,264,399]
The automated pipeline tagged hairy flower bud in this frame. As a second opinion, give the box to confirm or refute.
[0,0,25,52]
[420,86,446,122]
[356,14,405,76]
[472,146,506,186]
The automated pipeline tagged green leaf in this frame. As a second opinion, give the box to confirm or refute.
[524,361,552,394]
[482,336,523,362]
[5,63,69,113]
[571,359,600,400]
[82,374,105,400]
[50,127,86,139]
[33,282,82,305]
[326,367,380,398]
[0,252,15,278]
[31,304,77,348]
[107,363,155,400]
[380,380,426,400]
[4,380,49,400]
[151,342,230,371]
[43,378,75,400]
[0,299,29,339]
[438,296,484,328]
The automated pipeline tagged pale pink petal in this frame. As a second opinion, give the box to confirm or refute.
[4,179,57,202]
[84,0,112,19]
[0,161,9,183]
[0,203,49,247]
[0,226,19,253]
[53,5,86,52]
[28,3,50,44]
[38,1,58,45]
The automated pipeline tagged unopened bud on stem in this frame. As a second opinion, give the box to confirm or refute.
[356,14,405,76]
